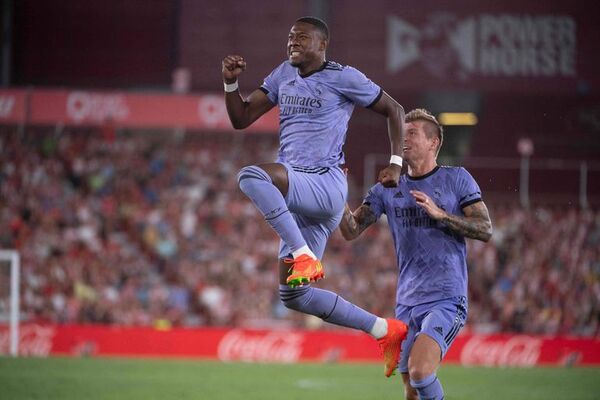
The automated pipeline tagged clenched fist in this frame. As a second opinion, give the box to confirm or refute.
[378,164,401,188]
[222,55,247,83]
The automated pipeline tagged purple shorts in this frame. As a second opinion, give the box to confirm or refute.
[277,163,347,259]
[396,296,468,373]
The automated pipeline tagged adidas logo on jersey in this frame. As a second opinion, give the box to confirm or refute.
[394,191,404,198]
[433,326,443,336]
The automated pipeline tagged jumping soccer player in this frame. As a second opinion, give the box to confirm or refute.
[340,109,493,398]
[222,16,407,374]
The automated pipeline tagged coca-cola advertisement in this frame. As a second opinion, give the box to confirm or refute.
[0,324,55,357]
[459,335,543,367]
[217,330,304,363]
[0,324,598,366]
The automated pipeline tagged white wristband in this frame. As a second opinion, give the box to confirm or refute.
[390,155,403,167]
[224,80,239,93]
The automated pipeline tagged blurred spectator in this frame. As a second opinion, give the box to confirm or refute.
[0,127,598,337]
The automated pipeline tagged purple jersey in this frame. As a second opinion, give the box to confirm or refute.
[364,166,482,306]
[260,61,382,167]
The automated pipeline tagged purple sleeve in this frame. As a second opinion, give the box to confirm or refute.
[260,62,286,105]
[456,168,482,209]
[337,66,382,108]
[363,183,385,219]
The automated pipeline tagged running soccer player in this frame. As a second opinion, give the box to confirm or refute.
[340,109,493,398]
[222,16,407,373]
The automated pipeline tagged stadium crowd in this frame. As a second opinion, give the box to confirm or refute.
[1,127,598,336]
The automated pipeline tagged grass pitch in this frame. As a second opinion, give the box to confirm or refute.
[0,357,598,400]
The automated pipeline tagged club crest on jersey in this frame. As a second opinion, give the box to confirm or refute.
[313,84,323,96]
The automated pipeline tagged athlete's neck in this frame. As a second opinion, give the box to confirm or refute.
[298,59,326,77]
[407,158,438,178]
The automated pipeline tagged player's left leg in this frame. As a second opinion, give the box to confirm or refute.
[408,334,444,399]
[278,261,376,331]
[278,210,407,351]
[407,296,468,400]
[277,211,377,332]
[278,273,407,361]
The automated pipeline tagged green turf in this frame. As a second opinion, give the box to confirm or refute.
[0,357,598,400]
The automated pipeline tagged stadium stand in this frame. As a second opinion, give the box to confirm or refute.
[1,127,598,336]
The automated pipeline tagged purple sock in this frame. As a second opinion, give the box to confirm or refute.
[410,373,445,400]
[238,166,306,253]
[279,284,377,332]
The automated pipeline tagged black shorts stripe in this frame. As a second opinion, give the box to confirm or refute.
[444,320,459,343]
[444,322,462,346]
[291,166,330,175]
[291,168,325,172]
[444,302,466,345]
[291,165,327,170]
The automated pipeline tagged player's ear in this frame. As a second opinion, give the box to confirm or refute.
[319,38,328,52]
[430,137,439,152]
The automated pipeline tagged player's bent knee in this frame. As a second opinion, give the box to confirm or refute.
[237,165,272,187]
[279,285,310,311]
[408,365,435,382]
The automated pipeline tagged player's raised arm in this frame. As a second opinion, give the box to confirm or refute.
[369,91,405,188]
[222,55,275,129]
[339,203,378,240]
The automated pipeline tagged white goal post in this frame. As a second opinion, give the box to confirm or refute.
[0,250,20,357]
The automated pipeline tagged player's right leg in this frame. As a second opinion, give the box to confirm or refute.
[239,162,349,287]
[237,163,320,282]
[278,164,348,286]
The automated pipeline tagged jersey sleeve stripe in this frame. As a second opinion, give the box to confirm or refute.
[366,88,383,108]
[459,191,481,203]
[460,198,482,209]
[258,87,269,95]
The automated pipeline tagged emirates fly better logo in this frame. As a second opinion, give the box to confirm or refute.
[387,13,576,79]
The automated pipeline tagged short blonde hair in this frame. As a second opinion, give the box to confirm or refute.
[405,108,443,154]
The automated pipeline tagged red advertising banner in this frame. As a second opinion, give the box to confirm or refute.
[0,89,28,124]
[0,89,279,133]
[1,324,599,367]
